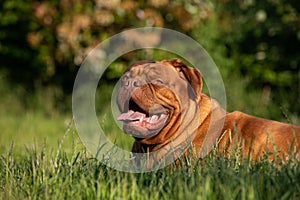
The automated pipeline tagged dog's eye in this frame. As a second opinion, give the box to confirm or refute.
[153,79,164,85]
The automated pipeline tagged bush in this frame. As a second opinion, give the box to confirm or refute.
[0,0,299,119]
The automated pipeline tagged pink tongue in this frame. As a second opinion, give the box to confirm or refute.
[117,110,146,121]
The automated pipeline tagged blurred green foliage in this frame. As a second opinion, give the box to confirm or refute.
[214,0,300,113]
[0,0,299,119]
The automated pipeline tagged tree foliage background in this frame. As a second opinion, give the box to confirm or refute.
[0,0,299,119]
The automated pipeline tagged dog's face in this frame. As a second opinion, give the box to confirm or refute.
[117,59,202,139]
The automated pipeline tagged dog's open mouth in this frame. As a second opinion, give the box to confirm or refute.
[117,99,169,138]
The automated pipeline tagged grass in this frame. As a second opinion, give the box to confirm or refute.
[1,136,300,199]
[1,78,300,199]
[0,111,76,154]
[1,109,300,199]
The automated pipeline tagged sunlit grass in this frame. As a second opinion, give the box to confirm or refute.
[1,76,300,199]
[0,111,75,154]
[1,135,300,199]
[1,99,299,199]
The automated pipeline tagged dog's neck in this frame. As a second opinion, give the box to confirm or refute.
[197,94,213,124]
[138,97,201,167]
[192,94,227,157]
[131,93,227,167]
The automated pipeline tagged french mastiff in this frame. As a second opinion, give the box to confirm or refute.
[117,58,300,166]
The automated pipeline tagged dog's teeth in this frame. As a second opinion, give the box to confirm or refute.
[139,115,144,122]
[152,115,158,120]
[149,115,158,123]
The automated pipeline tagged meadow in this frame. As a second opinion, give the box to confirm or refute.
[1,119,300,199]
[1,78,300,199]
[1,0,300,199]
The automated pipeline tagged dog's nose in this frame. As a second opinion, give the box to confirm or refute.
[132,79,142,87]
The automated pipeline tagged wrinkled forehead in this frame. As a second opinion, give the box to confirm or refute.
[125,61,178,77]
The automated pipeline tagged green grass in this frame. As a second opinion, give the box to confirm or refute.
[1,78,300,199]
[0,111,76,154]
[0,109,300,199]
[1,138,300,199]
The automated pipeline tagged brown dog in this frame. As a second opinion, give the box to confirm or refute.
[117,58,300,166]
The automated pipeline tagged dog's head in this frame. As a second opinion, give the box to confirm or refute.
[117,58,202,140]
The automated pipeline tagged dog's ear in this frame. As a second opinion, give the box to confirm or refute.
[164,58,202,100]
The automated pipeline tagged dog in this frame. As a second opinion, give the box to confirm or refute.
[117,58,300,166]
